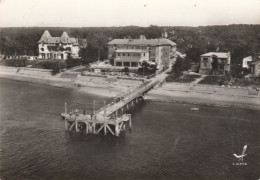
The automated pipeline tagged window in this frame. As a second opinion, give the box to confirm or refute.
[131,62,138,67]
[143,53,146,56]
[128,53,130,56]
[116,62,122,66]
[219,59,225,64]
[117,53,121,56]
[41,48,44,51]
[124,62,130,67]
[204,63,207,67]
[219,65,224,70]
[123,53,125,56]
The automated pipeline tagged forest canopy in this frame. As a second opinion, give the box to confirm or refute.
[1,24,260,66]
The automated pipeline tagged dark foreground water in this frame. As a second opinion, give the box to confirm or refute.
[0,78,260,180]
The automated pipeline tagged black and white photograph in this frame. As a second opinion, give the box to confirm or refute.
[0,0,260,179]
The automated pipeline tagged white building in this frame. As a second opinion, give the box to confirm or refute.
[107,35,177,69]
[242,56,252,69]
[199,52,231,75]
[38,30,82,60]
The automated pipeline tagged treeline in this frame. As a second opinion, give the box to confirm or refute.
[1,25,260,66]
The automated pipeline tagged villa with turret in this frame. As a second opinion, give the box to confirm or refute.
[38,30,86,60]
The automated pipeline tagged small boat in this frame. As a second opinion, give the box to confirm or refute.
[190,107,199,111]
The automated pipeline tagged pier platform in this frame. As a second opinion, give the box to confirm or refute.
[60,68,170,136]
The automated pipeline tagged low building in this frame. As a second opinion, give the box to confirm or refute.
[251,61,260,76]
[90,60,112,72]
[38,30,86,60]
[107,35,177,69]
[5,55,38,60]
[27,56,38,61]
[5,55,28,60]
[199,52,231,75]
[242,54,260,76]
[0,51,4,60]
[242,56,252,69]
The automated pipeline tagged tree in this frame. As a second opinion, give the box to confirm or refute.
[171,56,191,77]
[138,61,149,76]
[137,61,157,76]
[65,53,82,68]
[85,31,108,60]
[122,66,129,75]
[79,44,99,65]
[185,47,201,63]
[145,25,164,39]
[211,56,219,73]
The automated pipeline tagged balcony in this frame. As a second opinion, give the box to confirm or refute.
[115,49,148,53]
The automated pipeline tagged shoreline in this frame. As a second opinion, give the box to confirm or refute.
[0,67,259,110]
[145,97,260,110]
[146,83,260,110]
[0,72,121,98]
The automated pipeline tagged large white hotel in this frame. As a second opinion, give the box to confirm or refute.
[107,35,177,69]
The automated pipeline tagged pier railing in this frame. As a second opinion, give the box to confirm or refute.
[62,68,170,136]
[95,79,160,118]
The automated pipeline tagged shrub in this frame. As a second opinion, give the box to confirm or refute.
[166,72,182,82]
[172,57,191,75]
[31,60,67,75]
[1,59,28,67]
[137,61,157,76]
[199,75,230,86]
[65,54,82,68]
[122,66,129,75]
[166,57,191,82]
[51,60,67,75]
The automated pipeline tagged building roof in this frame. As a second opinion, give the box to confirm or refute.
[243,56,253,61]
[38,30,78,45]
[107,38,177,46]
[251,61,260,65]
[201,52,230,58]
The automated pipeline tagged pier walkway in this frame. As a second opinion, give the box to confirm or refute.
[61,68,170,136]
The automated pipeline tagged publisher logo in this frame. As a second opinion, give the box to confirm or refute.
[233,145,248,166]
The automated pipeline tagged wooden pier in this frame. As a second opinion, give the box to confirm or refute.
[61,70,168,136]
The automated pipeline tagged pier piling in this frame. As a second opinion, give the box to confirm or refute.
[61,76,162,136]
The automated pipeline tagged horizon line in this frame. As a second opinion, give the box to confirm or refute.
[1,23,260,29]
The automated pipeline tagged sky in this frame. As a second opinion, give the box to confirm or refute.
[0,0,260,27]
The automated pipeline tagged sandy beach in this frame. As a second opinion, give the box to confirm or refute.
[0,66,141,98]
[1,66,259,110]
[146,82,260,110]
